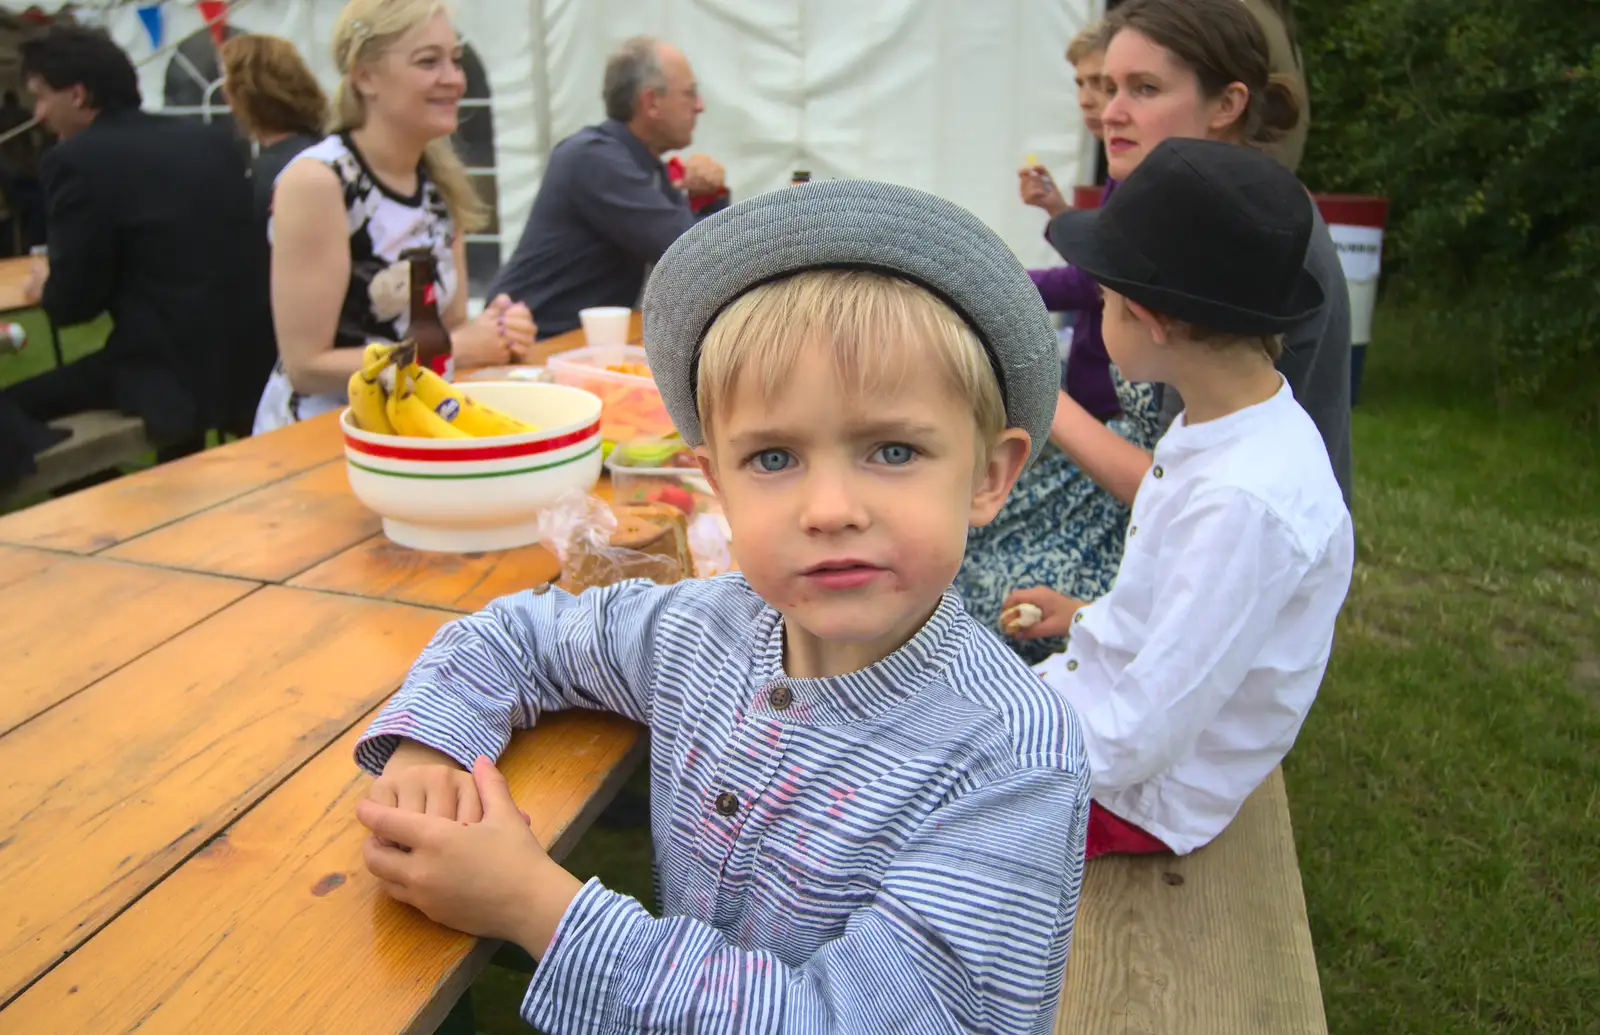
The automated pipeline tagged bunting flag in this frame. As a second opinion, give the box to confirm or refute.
[136,3,164,50]
[198,0,228,46]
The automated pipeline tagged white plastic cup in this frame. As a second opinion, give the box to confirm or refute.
[578,306,631,347]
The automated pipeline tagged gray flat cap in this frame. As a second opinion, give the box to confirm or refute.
[640,179,1060,466]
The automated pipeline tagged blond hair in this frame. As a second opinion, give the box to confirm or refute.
[220,35,328,140]
[697,269,1007,450]
[1066,21,1106,65]
[330,0,487,231]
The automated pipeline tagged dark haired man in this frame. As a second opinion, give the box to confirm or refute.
[1,24,257,492]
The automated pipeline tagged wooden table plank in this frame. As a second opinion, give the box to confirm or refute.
[0,541,62,590]
[0,586,452,1006]
[104,462,381,582]
[0,546,257,735]
[289,534,561,612]
[0,255,35,313]
[1054,768,1328,1035]
[2,707,645,1034]
[0,412,344,554]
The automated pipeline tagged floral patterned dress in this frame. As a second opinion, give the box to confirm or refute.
[955,369,1162,663]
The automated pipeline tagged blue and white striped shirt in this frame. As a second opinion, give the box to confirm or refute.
[356,574,1090,1034]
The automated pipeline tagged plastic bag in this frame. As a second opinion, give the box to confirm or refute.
[536,489,685,591]
[688,511,733,577]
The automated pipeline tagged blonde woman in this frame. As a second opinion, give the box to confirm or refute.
[253,0,533,434]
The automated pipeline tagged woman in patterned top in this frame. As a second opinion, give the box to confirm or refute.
[954,19,1161,665]
[253,0,533,433]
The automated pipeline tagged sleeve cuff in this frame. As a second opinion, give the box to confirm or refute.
[352,703,510,777]
[521,878,653,1034]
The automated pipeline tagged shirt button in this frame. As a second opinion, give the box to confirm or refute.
[1153,465,1165,479]
[1129,525,1137,537]
[769,682,793,710]
[714,792,739,816]
[1072,611,1084,624]
[1066,659,1079,672]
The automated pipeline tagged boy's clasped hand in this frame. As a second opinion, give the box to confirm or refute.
[356,744,583,959]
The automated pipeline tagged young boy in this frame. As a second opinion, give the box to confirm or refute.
[1019,21,1108,223]
[1022,137,1355,858]
[352,182,1091,1033]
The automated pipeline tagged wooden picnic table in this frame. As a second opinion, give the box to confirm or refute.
[0,320,648,1034]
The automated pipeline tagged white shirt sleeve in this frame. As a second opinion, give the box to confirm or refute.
[1047,488,1315,793]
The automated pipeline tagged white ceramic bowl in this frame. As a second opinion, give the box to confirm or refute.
[342,381,603,553]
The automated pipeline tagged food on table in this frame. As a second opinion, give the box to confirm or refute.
[607,433,713,515]
[346,340,539,439]
[549,345,675,441]
[648,483,697,515]
[1001,601,1044,635]
[347,343,397,435]
[560,501,694,592]
[612,502,694,575]
[609,433,697,469]
[387,363,471,438]
[410,364,535,437]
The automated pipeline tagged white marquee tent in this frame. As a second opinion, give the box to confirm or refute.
[24,0,1101,301]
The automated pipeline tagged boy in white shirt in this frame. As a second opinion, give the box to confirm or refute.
[1017,138,1355,857]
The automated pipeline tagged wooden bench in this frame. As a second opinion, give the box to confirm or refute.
[1054,768,1328,1034]
[5,409,151,502]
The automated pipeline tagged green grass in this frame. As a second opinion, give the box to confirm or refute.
[465,299,1600,1034]
[0,309,112,385]
[1289,306,1599,1035]
[2,310,153,512]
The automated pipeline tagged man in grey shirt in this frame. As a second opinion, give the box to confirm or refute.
[490,37,730,340]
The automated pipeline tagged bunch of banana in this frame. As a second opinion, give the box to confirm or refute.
[346,342,539,439]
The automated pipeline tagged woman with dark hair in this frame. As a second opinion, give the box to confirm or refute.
[955,19,1163,665]
[219,35,331,431]
[220,34,330,425]
[221,35,329,229]
[998,0,1351,646]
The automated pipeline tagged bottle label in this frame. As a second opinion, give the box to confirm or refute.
[424,283,438,306]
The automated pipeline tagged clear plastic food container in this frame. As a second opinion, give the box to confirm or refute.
[546,344,675,441]
[605,453,716,516]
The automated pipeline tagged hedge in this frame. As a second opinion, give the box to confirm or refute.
[1295,0,1598,406]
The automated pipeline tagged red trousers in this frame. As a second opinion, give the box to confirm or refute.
[1085,801,1170,860]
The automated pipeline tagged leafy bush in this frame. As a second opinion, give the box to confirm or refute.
[1296,0,1599,409]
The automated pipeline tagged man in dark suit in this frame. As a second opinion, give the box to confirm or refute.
[2,24,255,486]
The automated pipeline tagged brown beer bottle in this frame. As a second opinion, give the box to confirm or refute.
[401,246,451,371]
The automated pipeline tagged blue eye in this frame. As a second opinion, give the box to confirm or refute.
[754,450,792,472]
[875,443,916,465]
